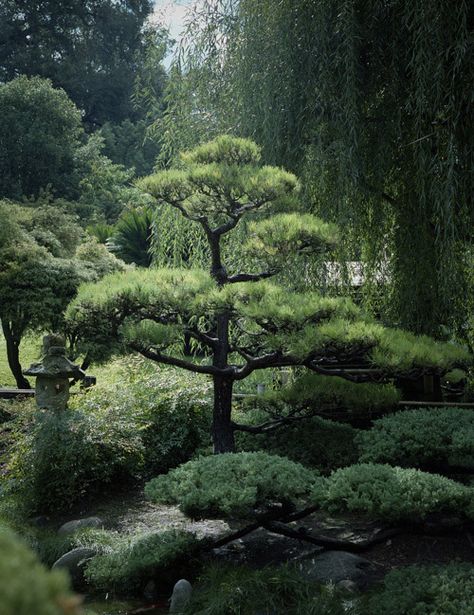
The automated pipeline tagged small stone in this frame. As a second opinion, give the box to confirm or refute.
[30,515,50,528]
[58,516,104,535]
[52,547,96,586]
[143,580,158,602]
[169,579,192,613]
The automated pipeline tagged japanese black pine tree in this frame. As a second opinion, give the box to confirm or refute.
[67,136,469,452]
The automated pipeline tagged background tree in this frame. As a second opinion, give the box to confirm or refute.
[0,76,83,200]
[163,0,474,339]
[0,0,155,128]
[0,201,124,387]
[67,137,469,452]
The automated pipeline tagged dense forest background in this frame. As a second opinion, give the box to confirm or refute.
[0,0,472,387]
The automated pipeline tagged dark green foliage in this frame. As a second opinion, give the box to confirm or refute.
[185,563,348,615]
[312,464,473,523]
[237,413,359,473]
[7,409,144,514]
[266,373,401,418]
[145,452,318,519]
[0,0,155,127]
[75,363,212,476]
[364,563,474,615]
[0,527,81,615]
[100,120,161,176]
[76,133,152,224]
[0,76,83,200]
[107,207,154,267]
[84,530,201,593]
[173,0,474,337]
[86,222,114,244]
[357,407,474,469]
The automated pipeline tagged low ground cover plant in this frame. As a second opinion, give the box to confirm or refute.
[364,563,474,615]
[183,564,348,615]
[83,529,201,593]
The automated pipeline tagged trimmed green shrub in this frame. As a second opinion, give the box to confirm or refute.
[184,563,348,615]
[145,452,318,519]
[7,408,144,514]
[236,412,359,473]
[312,464,473,523]
[84,530,201,592]
[365,563,474,615]
[358,407,474,468]
[0,527,81,615]
[273,373,401,417]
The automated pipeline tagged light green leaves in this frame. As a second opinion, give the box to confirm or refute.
[181,135,262,166]
[246,213,339,258]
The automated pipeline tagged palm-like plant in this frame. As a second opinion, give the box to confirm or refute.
[107,207,153,267]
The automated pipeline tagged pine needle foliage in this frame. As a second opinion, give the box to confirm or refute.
[358,407,474,469]
[312,463,473,523]
[145,452,317,519]
[67,136,471,453]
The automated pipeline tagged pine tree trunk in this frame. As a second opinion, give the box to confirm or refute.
[212,310,235,453]
[1,321,31,389]
[212,375,235,453]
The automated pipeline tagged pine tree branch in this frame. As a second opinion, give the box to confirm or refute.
[128,342,228,376]
[227,271,276,283]
[262,521,401,553]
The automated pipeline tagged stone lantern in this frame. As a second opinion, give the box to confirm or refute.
[24,336,85,412]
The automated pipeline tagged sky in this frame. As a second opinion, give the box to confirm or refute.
[152,0,194,43]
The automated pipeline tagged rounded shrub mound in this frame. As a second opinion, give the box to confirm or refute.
[145,452,318,519]
[357,407,474,468]
[365,563,474,615]
[0,527,81,615]
[312,463,472,523]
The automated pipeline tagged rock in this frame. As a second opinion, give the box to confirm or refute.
[143,580,158,602]
[169,579,192,613]
[52,547,96,586]
[296,550,380,589]
[30,515,50,528]
[58,516,104,535]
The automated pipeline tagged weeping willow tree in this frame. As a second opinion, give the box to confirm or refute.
[156,0,474,337]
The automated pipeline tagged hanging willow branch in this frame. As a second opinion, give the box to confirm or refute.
[157,0,474,338]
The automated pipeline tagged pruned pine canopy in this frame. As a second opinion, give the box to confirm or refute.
[68,136,470,381]
[67,267,469,378]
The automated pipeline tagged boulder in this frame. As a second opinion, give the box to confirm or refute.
[58,516,104,535]
[52,547,96,586]
[297,550,380,589]
[169,579,192,613]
